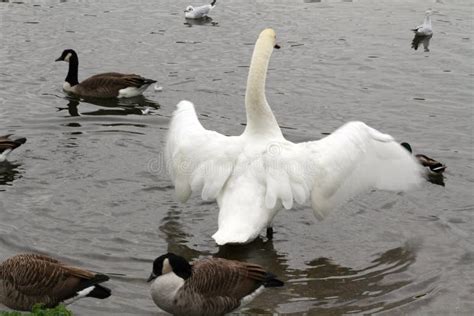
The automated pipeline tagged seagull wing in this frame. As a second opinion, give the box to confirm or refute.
[263,121,423,219]
[166,101,241,202]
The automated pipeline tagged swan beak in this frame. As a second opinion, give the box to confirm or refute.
[147,272,157,282]
[274,44,281,49]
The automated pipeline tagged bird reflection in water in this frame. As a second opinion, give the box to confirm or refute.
[184,17,218,27]
[0,160,23,187]
[56,95,160,117]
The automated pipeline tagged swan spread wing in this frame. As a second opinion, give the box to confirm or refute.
[264,122,423,219]
[166,101,240,203]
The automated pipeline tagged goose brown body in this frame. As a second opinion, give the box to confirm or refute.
[148,254,284,316]
[177,259,272,315]
[0,254,111,311]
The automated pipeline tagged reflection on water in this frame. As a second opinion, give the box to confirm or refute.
[426,172,446,187]
[56,95,160,117]
[159,205,436,314]
[283,246,422,314]
[184,17,219,27]
[0,161,23,187]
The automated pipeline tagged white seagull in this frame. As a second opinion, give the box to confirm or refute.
[411,10,433,52]
[184,0,216,19]
[166,29,423,246]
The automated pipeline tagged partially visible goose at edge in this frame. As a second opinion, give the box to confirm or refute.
[147,253,283,316]
[55,49,157,98]
[0,253,111,311]
[165,28,424,246]
[0,134,26,162]
[411,9,433,52]
[401,142,446,173]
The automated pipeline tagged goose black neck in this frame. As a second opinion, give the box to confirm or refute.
[65,53,79,86]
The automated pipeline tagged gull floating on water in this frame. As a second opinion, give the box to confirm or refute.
[184,0,216,19]
[411,10,433,52]
[166,29,423,245]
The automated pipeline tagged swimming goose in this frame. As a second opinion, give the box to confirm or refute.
[165,28,423,245]
[0,253,111,311]
[147,253,283,316]
[0,134,26,162]
[411,10,433,52]
[55,49,156,98]
[184,0,216,19]
[401,142,446,173]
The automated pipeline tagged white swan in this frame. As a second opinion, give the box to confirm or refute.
[166,29,423,245]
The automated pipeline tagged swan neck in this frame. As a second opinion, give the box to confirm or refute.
[244,38,281,137]
[66,53,79,87]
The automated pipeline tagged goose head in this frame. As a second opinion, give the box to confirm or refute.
[55,49,77,63]
[147,253,192,282]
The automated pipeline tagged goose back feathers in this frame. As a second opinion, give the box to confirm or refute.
[55,49,156,99]
[0,253,111,311]
[148,253,283,316]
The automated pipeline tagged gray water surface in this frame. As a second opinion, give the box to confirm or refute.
[1,0,473,315]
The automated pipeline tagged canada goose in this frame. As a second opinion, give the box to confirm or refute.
[0,134,26,162]
[165,28,423,245]
[184,0,216,19]
[401,142,446,173]
[412,10,433,52]
[55,49,156,98]
[147,253,284,316]
[0,253,111,311]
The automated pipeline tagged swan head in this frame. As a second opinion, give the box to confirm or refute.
[258,28,278,47]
